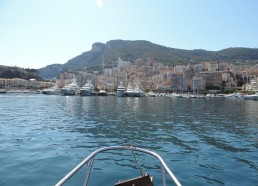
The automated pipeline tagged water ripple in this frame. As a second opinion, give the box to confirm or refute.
[0,94,257,186]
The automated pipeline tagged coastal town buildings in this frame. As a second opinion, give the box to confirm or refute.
[244,77,258,91]
[1,58,257,93]
[0,78,52,91]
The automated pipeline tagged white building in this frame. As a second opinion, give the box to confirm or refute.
[245,78,258,92]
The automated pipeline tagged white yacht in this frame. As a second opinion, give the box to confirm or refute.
[243,94,258,100]
[125,83,134,97]
[80,80,94,96]
[98,89,108,96]
[223,93,244,99]
[42,85,62,95]
[61,81,80,96]
[147,91,156,97]
[0,89,6,94]
[116,82,126,97]
[133,84,145,97]
[171,93,182,98]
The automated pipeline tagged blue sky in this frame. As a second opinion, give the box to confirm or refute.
[0,0,257,69]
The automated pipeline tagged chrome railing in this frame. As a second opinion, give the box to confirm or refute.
[55,146,182,186]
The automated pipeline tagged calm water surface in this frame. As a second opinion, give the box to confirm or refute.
[0,94,257,185]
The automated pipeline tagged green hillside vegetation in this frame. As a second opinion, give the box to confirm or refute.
[0,66,41,80]
[39,40,258,79]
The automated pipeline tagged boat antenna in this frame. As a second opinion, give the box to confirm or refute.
[131,149,144,177]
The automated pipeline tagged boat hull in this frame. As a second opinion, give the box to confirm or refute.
[80,90,92,96]
[125,92,134,97]
[0,89,6,94]
[133,92,145,97]
[98,90,108,96]
[98,92,108,96]
[61,89,77,96]
[42,89,62,95]
[244,95,258,100]
[116,90,126,97]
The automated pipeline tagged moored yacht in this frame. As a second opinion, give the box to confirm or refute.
[80,80,94,96]
[125,83,134,97]
[42,86,62,95]
[147,90,156,97]
[171,93,182,98]
[116,82,126,97]
[61,81,80,96]
[98,89,108,96]
[243,94,258,100]
[0,89,6,94]
[133,84,145,97]
[223,93,244,99]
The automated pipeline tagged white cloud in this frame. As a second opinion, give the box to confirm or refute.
[96,0,104,8]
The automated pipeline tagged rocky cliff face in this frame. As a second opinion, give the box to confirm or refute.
[91,42,106,53]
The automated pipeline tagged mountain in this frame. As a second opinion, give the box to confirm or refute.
[39,40,258,79]
[0,65,41,80]
[38,64,63,80]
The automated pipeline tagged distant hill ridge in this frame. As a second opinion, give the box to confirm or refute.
[39,40,258,79]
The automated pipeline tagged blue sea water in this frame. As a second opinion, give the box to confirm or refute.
[0,94,257,186]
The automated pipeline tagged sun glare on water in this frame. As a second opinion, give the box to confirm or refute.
[96,0,104,8]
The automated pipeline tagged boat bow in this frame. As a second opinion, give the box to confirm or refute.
[55,146,182,186]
